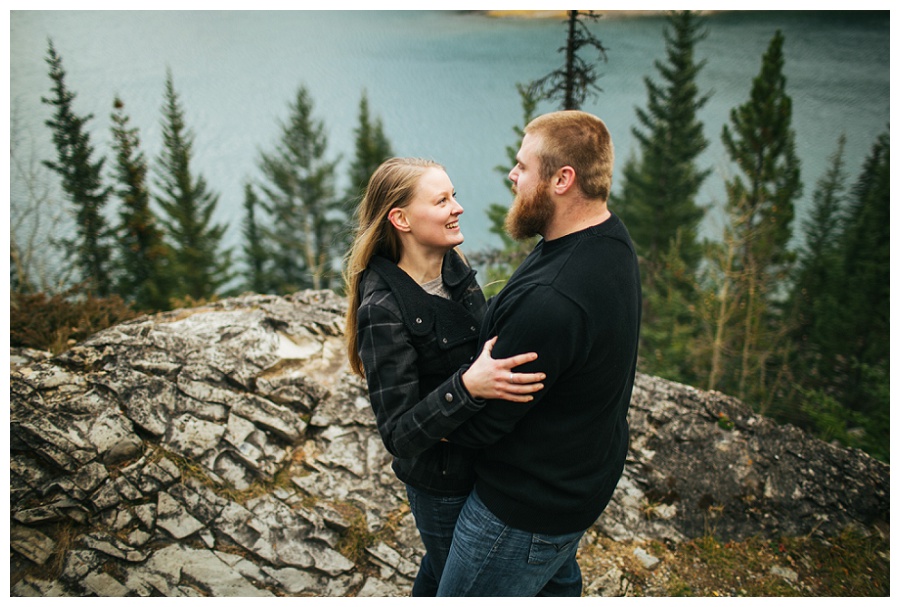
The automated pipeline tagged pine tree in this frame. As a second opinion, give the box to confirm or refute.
[828,131,889,412]
[787,135,847,379]
[616,10,711,269]
[255,85,341,292]
[341,90,394,253]
[788,131,889,460]
[155,69,232,301]
[722,30,801,276]
[715,30,802,405]
[41,39,114,296]
[240,183,272,294]
[110,96,173,311]
[528,11,607,110]
[611,11,711,381]
[346,90,393,214]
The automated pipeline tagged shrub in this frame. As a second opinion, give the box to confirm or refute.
[10,285,140,354]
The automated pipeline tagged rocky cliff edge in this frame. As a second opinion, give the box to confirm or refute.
[9,291,889,596]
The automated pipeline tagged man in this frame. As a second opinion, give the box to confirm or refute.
[437,110,642,596]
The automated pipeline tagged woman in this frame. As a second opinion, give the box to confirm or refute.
[344,157,544,596]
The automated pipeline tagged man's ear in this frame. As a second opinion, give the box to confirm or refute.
[388,208,411,232]
[553,166,576,195]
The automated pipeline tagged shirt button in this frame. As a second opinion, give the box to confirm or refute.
[470,326,476,331]
[415,317,423,324]
[444,393,454,403]
[442,338,448,344]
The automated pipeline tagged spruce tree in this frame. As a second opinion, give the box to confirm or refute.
[721,30,801,275]
[346,90,393,214]
[240,182,272,294]
[41,39,114,296]
[155,69,232,301]
[716,30,802,404]
[341,90,394,252]
[788,135,847,378]
[612,11,711,382]
[828,131,889,412]
[528,11,607,110]
[110,96,172,311]
[787,132,889,460]
[616,10,710,269]
[255,85,341,292]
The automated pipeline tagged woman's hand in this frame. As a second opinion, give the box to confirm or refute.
[461,337,545,402]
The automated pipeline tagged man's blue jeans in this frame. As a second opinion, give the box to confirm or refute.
[405,485,468,596]
[436,489,586,596]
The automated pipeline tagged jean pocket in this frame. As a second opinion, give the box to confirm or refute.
[526,530,584,565]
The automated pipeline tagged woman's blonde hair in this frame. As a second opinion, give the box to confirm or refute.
[343,157,443,376]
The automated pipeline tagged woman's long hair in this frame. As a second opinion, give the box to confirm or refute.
[343,157,443,376]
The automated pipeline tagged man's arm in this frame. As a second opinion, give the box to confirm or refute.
[446,288,585,449]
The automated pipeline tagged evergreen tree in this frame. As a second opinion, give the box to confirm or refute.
[787,135,847,379]
[827,131,889,412]
[612,11,711,381]
[721,30,801,277]
[155,69,232,301]
[110,96,173,311]
[715,30,802,405]
[255,85,341,292]
[788,131,889,461]
[528,11,607,110]
[41,39,114,295]
[616,10,711,269]
[341,90,394,252]
[240,182,272,294]
[346,90,394,215]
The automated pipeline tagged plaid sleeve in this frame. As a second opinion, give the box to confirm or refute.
[357,293,484,458]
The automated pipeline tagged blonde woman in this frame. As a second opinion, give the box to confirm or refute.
[344,158,544,596]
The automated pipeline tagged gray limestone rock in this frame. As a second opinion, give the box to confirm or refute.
[9,290,889,597]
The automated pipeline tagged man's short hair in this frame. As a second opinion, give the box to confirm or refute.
[524,110,614,202]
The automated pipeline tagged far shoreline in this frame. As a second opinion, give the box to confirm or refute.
[480,10,723,20]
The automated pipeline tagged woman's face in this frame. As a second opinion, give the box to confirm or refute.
[393,167,465,251]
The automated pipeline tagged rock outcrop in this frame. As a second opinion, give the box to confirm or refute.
[9,291,889,597]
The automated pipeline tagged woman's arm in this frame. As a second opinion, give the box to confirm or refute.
[358,301,543,459]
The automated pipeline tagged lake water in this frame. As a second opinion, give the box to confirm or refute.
[9,10,891,262]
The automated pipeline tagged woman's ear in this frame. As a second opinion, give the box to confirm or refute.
[388,208,411,232]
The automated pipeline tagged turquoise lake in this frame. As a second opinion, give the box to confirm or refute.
[9,10,890,259]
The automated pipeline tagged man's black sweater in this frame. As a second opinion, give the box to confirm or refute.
[447,213,641,534]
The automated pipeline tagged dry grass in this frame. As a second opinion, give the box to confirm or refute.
[577,527,890,597]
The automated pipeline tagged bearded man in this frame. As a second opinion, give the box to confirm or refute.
[437,110,642,597]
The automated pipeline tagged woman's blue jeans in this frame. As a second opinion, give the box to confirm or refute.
[436,489,585,597]
[405,485,469,596]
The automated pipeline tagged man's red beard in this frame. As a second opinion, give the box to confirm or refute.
[505,179,554,241]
